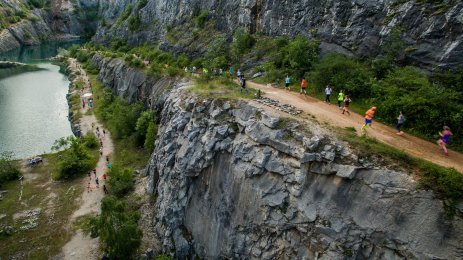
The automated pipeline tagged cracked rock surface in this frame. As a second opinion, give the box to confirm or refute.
[146,88,463,259]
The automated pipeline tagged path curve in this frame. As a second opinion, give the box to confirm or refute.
[60,58,114,259]
[247,81,463,173]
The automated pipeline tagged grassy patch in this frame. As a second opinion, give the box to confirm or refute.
[190,78,257,100]
[339,127,463,216]
[0,153,83,258]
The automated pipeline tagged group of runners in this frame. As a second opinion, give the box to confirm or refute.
[87,125,111,193]
[285,75,454,156]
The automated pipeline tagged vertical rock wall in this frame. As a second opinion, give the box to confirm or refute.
[94,0,463,69]
[146,88,463,259]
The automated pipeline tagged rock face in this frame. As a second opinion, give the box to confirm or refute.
[94,0,463,69]
[146,88,463,259]
[0,0,98,53]
[92,55,175,105]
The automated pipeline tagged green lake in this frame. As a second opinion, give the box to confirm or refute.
[0,42,81,158]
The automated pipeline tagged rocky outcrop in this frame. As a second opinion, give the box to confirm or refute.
[0,0,97,53]
[94,0,463,69]
[92,55,175,105]
[146,88,463,259]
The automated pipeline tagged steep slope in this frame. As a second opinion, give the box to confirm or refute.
[145,88,463,259]
[94,0,463,69]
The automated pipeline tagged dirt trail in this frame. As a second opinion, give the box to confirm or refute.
[60,58,114,259]
[248,81,463,173]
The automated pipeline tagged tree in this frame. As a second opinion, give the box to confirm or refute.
[99,196,141,259]
[230,28,255,64]
[108,165,134,197]
[284,35,319,76]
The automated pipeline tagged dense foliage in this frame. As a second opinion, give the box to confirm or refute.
[107,165,134,198]
[91,196,141,259]
[0,152,21,187]
[51,136,98,180]
[308,53,463,149]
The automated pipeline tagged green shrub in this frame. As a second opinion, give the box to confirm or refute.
[194,11,209,28]
[135,111,155,145]
[144,121,158,153]
[0,152,21,188]
[117,4,133,24]
[83,133,99,149]
[308,53,374,98]
[231,27,255,63]
[98,196,141,259]
[53,136,97,180]
[108,165,134,197]
[128,14,141,31]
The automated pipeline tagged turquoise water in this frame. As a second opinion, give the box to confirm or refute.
[0,43,80,158]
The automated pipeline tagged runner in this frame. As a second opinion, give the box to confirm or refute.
[437,126,453,156]
[300,77,307,95]
[240,76,249,93]
[103,184,108,194]
[361,106,377,134]
[95,177,99,188]
[337,90,345,110]
[396,111,405,135]
[342,96,352,115]
[325,85,332,103]
[285,75,291,90]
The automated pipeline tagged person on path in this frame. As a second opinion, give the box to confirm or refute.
[106,162,111,169]
[99,147,103,156]
[300,77,307,95]
[219,68,223,76]
[240,76,249,93]
[361,107,377,133]
[337,90,345,109]
[237,69,241,78]
[99,138,103,147]
[103,129,106,137]
[437,126,453,156]
[285,75,291,90]
[103,185,108,194]
[93,169,96,178]
[325,85,332,103]
[342,96,352,115]
[95,177,99,188]
[229,67,235,76]
[87,182,92,193]
[396,111,405,135]
[102,173,107,180]
[106,156,110,163]
[87,171,91,179]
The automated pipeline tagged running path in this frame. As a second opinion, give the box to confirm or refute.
[60,58,114,259]
[247,81,463,173]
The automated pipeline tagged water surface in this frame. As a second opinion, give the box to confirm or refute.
[0,42,80,158]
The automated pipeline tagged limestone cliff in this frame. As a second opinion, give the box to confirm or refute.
[145,87,463,259]
[0,0,98,53]
[91,55,175,105]
[94,0,463,69]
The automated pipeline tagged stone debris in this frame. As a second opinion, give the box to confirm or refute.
[254,97,303,116]
[18,208,41,231]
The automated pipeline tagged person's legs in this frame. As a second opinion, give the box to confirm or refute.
[443,144,448,155]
